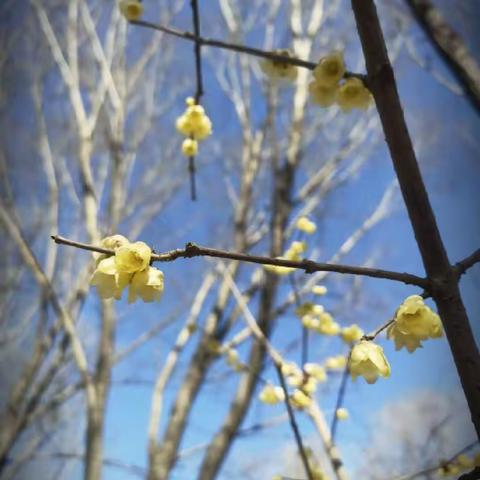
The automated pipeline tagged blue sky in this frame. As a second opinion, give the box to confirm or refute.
[3,1,480,479]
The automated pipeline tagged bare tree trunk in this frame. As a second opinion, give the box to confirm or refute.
[351,0,480,439]
[405,0,480,115]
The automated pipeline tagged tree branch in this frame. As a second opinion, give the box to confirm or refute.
[51,235,428,287]
[455,248,480,277]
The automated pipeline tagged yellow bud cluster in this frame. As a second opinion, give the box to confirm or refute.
[91,235,164,303]
[437,453,478,477]
[300,308,340,336]
[387,295,443,353]
[325,355,347,370]
[259,384,285,405]
[260,49,298,83]
[119,0,143,21]
[308,51,372,111]
[349,340,390,384]
[176,97,212,157]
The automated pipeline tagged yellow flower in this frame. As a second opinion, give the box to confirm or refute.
[91,257,132,300]
[349,340,391,384]
[304,363,327,382]
[290,389,312,409]
[287,371,304,388]
[325,355,347,370]
[281,361,302,379]
[119,0,143,21]
[263,260,295,276]
[336,77,372,111]
[296,216,317,234]
[296,302,316,317]
[387,295,443,352]
[93,234,130,264]
[288,241,308,255]
[311,285,327,296]
[341,324,364,344]
[308,81,338,107]
[315,312,340,335]
[260,49,298,82]
[313,51,345,87]
[301,376,318,394]
[335,408,349,420]
[259,384,285,405]
[115,241,151,273]
[302,315,320,330]
[176,98,213,141]
[128,266,164,303]
[181,138,198,157]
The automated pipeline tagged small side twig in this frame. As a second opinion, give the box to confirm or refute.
[455,248,480,277]
[330,360,350,443]
[275,365,314,480]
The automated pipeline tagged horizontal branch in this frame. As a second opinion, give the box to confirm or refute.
[51,235,428,287]
[455,248,480,277]
[131,19,365,80]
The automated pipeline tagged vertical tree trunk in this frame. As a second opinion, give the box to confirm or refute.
[351,0,480,438]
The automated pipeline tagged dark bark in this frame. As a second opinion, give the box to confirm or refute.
[351,0,480,438]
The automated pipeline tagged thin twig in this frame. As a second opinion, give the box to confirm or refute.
[131,19,364,80]
[275,365,314,480]
[363,318,395,341]
[387,440,479,480]
[455,248,480,277]
[51,235,428,287]
[330,360,350,443]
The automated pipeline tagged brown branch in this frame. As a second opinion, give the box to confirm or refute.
[405,0,480,115]
[350,0,480,438]
[51,235,428,287]
[131,19,364,81]
[455,248,480,277]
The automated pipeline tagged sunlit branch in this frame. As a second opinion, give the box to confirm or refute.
[363,318,395,341]
[51,235,428,287]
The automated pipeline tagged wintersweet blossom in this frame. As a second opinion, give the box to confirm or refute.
[308,81,338,107]
[300,376,317,394]
[316,312,340,335]
[259,384,285,405]
[325,355,347,370]
[304,363,327,382]
[260,49,298,82]
[290,389,312,409]
[181,138,198,157]
[91,257,132,300]
[336,77,373,111]
[349,340,391,384]
[311,285,327,296]
[341,324,364,343]
[119,0,144,21]
[115,241,151,273]
[128,267,164,303]
[387,295,443,352]
[225,349,243,372]
[176,97,212,141]
[335,408,349,420]
[313,52,345,87]
[296,216,317,234]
